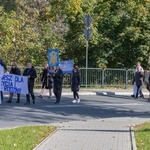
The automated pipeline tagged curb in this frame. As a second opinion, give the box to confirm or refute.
[33,126,60,150]
[130,127,137,150]
[34,91,149,96]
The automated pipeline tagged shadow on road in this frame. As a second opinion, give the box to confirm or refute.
[0,93,150,127]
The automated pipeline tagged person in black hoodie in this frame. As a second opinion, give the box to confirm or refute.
[53,65,63,104]
[23,63,37,105]
[0,58,8,101]
[7,62,21,103]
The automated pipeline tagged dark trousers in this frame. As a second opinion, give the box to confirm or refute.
[54,86,62,102]
[26,84,35,102]
[9,93,20,101]
[136,85,143,98]
[73,91,79,99]
[1,91,3,101]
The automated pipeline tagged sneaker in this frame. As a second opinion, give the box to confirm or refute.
[72,99,77,103]
[77,99,80,103]
[48,95,53,99]
[138,95,144,99]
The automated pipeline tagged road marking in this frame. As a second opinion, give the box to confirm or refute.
[100,103,143,106]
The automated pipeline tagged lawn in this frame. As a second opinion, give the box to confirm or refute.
[134,122,150,150]
[0,125,57,150]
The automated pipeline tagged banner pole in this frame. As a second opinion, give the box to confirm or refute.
[0,93,1,104]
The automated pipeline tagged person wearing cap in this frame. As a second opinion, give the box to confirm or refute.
[7,62,21,103]
[53,64,63,104]
[71,65,81,103]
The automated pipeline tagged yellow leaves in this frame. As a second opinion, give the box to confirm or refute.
[65,0,82,15]
[13,143,17,147]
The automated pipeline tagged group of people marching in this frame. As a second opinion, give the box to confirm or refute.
[131,61,150,101]
[1,58,150,104]
[38,63,81,104]
[0,61,37,105]
[0,58,81,105]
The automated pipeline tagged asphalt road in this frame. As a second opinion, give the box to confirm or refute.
[0,93,150,129]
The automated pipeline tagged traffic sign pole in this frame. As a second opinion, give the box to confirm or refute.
[83,14,93,87]
[86,39,88,87]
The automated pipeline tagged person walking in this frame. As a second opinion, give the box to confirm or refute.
[7,62,21,103]
[38,63,48,98]
[23,63,37,105]
[134,66,144,99]
[131,61,144,98]
[0,58,8,102]
[47,66,54,98]
[53,65,63,104]
[144,71,150,101]
[71,65,81,103]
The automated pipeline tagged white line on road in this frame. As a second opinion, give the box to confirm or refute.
[100,103,143,106]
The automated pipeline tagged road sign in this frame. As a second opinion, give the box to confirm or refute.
[83,28,92,41]
[83,14,93,27]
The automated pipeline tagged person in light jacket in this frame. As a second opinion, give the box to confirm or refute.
[131,61,144,98]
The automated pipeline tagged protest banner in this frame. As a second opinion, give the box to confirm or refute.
[0,74,28,95]
[48,49,59,67]
[60,60,74,74]
[0,65,4,74]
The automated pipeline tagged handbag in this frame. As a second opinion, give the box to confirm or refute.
[49,77,54,83]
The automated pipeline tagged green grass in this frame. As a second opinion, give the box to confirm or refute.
[134,122,150,150]
[0,125,57,150]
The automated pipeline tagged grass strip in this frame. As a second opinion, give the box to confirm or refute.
[134,122,150,150]
[0,125,57,150]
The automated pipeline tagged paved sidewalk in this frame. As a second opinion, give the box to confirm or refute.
[34,117,149,150]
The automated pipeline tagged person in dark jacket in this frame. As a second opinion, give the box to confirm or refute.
[7,62,21,103]
[145,71,150,101]
[134,66,144,99]
[38,63,48,98]
[71,65,81,103]
[0,58,8,102]
[23,63,37,105]
[47,66,54,98]
[53,65,63,104]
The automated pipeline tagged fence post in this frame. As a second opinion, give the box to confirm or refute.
[125,69,128,89]
[102,69,104,88]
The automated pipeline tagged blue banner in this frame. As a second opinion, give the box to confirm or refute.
[60,60,74,74]
[48,49,59,67]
